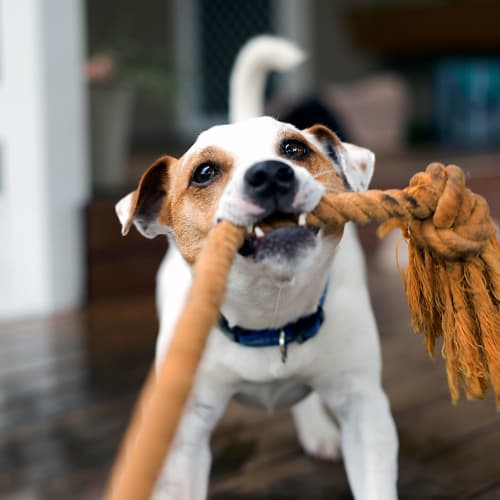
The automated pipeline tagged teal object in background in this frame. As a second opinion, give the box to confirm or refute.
[434,59,500,148]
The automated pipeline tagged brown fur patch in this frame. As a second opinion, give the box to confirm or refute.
[277,127,346,195]
[124,156,174,234]
[167,147,235,264]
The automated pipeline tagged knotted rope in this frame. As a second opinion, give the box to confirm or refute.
[106,163,499,500]
[308,163,499,404]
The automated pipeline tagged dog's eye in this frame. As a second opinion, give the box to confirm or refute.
[190,163,221,187]
[282,139,309,159]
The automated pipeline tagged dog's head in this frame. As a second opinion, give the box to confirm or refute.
[116,117,374,276]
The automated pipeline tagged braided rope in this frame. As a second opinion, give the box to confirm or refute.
[309,163,496,259]
[106,163,500,500]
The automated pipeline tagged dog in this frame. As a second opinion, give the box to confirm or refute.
[116,36,398,500]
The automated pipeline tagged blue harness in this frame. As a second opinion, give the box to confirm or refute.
[219,285,328,363]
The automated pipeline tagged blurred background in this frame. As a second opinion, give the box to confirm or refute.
[1,0,499,498]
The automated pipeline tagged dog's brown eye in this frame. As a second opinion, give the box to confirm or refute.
[282,139,309,159]
[190,163,221,187]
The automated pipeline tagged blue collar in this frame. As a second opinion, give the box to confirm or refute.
[219,285,328,363]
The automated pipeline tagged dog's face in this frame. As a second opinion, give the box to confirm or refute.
[116,117,374,277]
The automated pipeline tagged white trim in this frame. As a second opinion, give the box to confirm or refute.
[0,0,88,319]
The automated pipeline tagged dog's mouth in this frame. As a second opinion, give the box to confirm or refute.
[238,212,320,261]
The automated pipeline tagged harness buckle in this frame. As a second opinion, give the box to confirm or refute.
[279,329,287,363]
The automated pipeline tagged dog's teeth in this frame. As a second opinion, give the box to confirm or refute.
[298,213,307,226]
[247,224,254,234]
[255,226,265,238]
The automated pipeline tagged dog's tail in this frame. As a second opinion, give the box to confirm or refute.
[229,35,305,123]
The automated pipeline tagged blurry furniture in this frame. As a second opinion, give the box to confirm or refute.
[85,197,166,302]
[348,2,500,55]
[90,82,134,192]
[325,74,409,152]
[347,2,500,151]
[434,59,500,148]
[85,195,166,384]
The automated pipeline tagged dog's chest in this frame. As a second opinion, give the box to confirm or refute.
[232,378,312,410]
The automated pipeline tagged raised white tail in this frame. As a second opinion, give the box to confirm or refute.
[229,35,305,123]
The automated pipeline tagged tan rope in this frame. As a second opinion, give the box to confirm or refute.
[106,221,245,500]
[106,162,500,500]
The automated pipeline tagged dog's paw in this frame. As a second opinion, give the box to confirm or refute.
[297,416,342,461]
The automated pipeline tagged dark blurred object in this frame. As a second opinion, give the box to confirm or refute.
[434,58,500,149]
[347,1,500,55]
[85,198,166,302]
[199,0,273,116]
[87,0,176,154]
[281,96,349,141]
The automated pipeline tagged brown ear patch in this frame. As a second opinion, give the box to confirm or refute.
[303,124,343,170]
[305,124,342,147]
[300,124,348,192]
[126,155,175,238]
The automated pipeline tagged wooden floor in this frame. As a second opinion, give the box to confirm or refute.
[1,254,499,500]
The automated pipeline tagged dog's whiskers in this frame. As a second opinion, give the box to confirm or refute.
[272,285,283,327]
[312,170,345,195]
[322,183,345,195]
[312,169,336,179]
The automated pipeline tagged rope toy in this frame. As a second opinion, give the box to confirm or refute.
[106,163,499,500]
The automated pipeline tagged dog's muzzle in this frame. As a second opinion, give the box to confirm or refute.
[244,160,298,214]
[237,160,321,261]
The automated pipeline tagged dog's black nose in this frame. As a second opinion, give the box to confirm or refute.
[244,160,297,212]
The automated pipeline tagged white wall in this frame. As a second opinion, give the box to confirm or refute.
[0,0,88,319]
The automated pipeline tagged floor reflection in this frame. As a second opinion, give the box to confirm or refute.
[0,308,149,500]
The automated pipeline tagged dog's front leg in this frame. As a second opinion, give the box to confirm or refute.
[151,383,231,500]
[320,383,398,500]
[292,391,341,460]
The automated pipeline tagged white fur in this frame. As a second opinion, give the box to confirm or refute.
[153,223,398,500]
[122,37,398,500]
[229,36,305,122]
[342,142,376,192]
[115,192,134,236]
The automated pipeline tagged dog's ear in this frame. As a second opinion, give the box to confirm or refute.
[115,155,174,238]
[304,124,375,192]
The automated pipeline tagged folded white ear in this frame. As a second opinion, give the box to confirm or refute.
[341,142,375,192]
[115,192,135,236]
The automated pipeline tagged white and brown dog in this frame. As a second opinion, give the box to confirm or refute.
[116,37,398,500]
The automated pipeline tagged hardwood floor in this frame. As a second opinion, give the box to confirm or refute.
[1,258,499,500]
